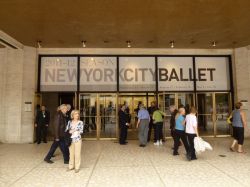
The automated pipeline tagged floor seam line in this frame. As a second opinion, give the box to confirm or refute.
[204,160,247,187]
[146,148,167,187]
[8,161,44,187]
[85,147,103,187]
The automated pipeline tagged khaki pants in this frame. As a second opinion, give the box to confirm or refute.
[69,140,82,170]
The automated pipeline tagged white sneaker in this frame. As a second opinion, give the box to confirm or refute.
[159,140,163,145]
[154,141,160,146]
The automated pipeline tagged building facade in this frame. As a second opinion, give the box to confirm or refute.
[0,47,250,143]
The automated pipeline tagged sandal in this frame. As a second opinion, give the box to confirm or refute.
[237,151,246,154]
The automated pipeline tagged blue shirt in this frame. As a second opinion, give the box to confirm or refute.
[138,109,150,120]
[175,115,185,131]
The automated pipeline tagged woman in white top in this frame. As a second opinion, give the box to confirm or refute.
[65,110,84,173]
[185,107,199,160]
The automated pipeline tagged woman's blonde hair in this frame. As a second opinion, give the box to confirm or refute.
[71,110,80,120]
[176,107,185,119]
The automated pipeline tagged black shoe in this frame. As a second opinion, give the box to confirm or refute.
[64,161,69,164]
[43,141,47,143]
[44,158,54,164]
[125,141,128,143]
[186,154,192,161]
[139,144,145,147]
[173,152,179,156]
[191,157,197,160]
[37,142,41,144]
[51,155,56,157]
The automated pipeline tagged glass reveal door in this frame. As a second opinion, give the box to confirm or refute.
[118,93,156,140]
[79,94,98,139]
[99,94,117,139]
[215,93,232,136]
[158,93,176,138]
[197,93,214,136]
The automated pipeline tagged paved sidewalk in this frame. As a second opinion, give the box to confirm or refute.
[0,138,249,187]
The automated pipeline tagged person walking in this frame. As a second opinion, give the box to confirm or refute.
[152,107,166,146]
[137,104,150,147]
[230,102,247,153]
[66,110,84,173]
[119,104,130,145]
[173,107,189,156]
[185,107,199,160]
[44,104,69,164]
[35,105,50,144]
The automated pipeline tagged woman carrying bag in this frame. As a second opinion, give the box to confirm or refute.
[65,110,84,173]
[185,107,199,160]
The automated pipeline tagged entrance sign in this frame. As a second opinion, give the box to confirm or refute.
[158,57,194,91]
[40,57,77,91]
[80,57,117,91]
[39,56,231,92]
[119,57,156,91]
[195,57,230,91]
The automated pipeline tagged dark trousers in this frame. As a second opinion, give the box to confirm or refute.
[147,121,156,142]
[155,122,163,141]
[36,125,48,143]
[173,130,189,154]
[44,139,69,162]
[119,126,128,144]
[187,133,197,159]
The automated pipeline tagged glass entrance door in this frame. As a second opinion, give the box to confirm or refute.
[215,93,232,136]
[158,93,195,138]
[99,94,117,139]
[118,93,156,140]
[79,94,98,139]
[196,92,232,137]
[196,93,214,136]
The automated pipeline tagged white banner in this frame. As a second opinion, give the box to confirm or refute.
[195,57,230,91]
[40,57,77,91]
[119,57,156,91]
[80,57,117,91]
[158,57,194,91]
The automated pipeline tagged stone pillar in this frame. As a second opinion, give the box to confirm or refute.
[0,47,37,143]
[234,46,250,136]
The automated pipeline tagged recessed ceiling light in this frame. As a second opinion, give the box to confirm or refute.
[170,41,174,48]
[212,41,217,47]
[126,41,131,48]
[82,40,86,48]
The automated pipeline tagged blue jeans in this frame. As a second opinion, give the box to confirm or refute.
[45,138,69,162]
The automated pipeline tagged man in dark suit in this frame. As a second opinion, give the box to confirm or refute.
[35,105,50,144]
[119,104,130,145]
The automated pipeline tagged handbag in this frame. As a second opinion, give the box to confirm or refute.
[227,112,234,125]
[64,129,72,147]
[194,137,213,154]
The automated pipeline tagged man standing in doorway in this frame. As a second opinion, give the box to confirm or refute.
[119,105,130,145]
[137,104,150,147]
[35,105,50,144]
[44,104,69,164]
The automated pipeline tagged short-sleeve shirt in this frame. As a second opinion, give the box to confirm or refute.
[185,114,197,134]
[138,109,150,120]
[175,115,185,131]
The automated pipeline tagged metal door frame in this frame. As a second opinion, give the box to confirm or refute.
[79,93,118,140]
